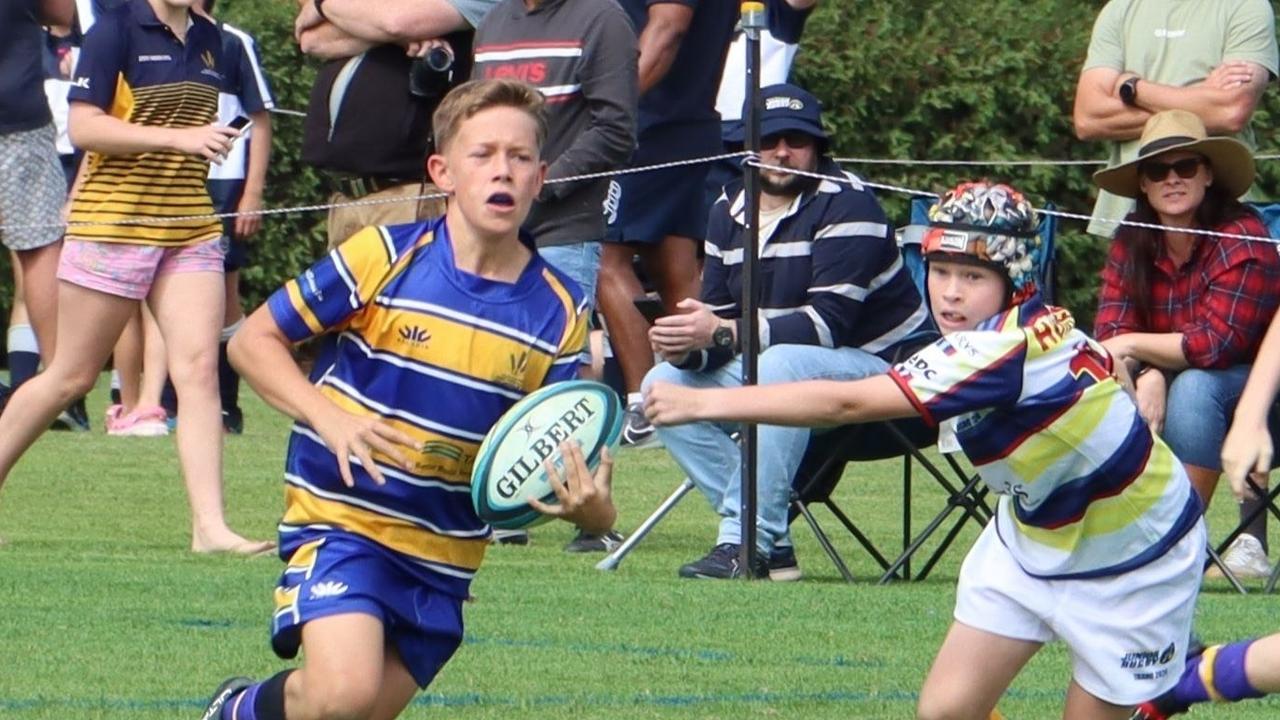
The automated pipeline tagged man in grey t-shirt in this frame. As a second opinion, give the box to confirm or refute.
[1072,0,1277,237]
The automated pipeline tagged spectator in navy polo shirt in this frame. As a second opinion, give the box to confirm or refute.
[0,0,75,413]
[642,84,934,581]
[597,0,737,448]
[0,0,270,556]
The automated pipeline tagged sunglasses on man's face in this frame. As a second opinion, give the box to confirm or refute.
[1140,157,1205,182]
[760,131,815,150]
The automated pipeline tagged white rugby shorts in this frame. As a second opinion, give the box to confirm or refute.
[954,518,1205,705]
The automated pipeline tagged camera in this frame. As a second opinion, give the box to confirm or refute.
[409,47,454,101]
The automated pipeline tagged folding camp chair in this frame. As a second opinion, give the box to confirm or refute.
[1205,475,1280,593]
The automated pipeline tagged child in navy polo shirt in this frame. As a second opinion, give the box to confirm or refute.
[0,0,269,555]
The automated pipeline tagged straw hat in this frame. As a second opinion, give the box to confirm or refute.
[1092,109,1255,199]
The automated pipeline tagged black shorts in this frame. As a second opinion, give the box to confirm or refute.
[604,162,713,245]
[208,179,249,271]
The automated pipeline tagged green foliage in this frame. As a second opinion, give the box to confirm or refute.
[794,0,1280,330]
[217,0,326,309]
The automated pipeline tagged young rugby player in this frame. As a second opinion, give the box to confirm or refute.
[202,79,616,720]
[646,181,1207,720]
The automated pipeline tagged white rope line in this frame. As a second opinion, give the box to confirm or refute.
[748,159,1280,244]
[834,153,1280,166]
[268,107,308,118]
[0,151,751,233]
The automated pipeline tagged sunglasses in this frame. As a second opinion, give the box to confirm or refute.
[1140,157,1205,182]
[760,131,816,150]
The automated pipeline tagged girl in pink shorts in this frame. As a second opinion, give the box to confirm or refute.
[0,0,270,555]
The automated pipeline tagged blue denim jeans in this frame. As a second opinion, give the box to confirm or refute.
[642,344,890,554]
[539,241,602,312]
[1163,365,1280,471]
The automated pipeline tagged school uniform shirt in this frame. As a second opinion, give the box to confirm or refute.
[66,0,224,245]
[0,0,54,133]
[207,21,274,183]
[889,295,1201,580]
[267,217,588,598]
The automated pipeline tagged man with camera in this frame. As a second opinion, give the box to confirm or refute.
[294,0,499,248]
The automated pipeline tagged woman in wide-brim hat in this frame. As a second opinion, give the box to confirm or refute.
[1093,109,1280,579]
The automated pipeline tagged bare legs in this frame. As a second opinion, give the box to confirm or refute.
[148,270,269,554]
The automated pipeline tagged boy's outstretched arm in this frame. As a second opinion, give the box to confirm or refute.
[228,306,417,487]
[645,375,919,429]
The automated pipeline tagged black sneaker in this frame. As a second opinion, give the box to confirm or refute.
[678,543,768,579]
[222,407,244,435]
[200,677,254,720]
[51,400,91,432]
[563,529,625,553]
[768,545,802,582]
[490,529,530,546]
[620,402,658,448]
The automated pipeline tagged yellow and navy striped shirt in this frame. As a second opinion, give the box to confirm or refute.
[889,295,1200,579]
[66,0,223,246]
[267,218,589,597]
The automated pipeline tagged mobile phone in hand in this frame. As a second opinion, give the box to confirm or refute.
[227,115,253,134]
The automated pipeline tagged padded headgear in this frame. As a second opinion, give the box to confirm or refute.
[922,181,1043,299]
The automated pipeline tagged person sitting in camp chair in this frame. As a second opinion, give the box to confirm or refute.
[647,181,1206,720]
[641,82,932,581]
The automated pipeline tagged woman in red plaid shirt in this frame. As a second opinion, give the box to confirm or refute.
[1093,110,1280,580]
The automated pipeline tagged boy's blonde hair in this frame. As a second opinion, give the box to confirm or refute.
[432,79,549,154]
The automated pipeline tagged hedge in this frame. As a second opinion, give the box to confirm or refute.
[5,0,1279,335]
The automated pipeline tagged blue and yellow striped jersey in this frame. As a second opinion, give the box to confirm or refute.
[267,218,589,597]
[889,295,1200,580]
[66,0,223,246]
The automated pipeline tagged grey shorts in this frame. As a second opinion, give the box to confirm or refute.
[0,123,66,252]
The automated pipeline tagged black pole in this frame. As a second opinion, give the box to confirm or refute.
[738,1,764,579]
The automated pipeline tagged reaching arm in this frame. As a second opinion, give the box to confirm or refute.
[645,374,918,428]
[1221,311,1280,489]
[1072,67,1152,141]
[637,2,694,94]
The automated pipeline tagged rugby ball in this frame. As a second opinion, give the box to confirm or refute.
[471,380,623,529]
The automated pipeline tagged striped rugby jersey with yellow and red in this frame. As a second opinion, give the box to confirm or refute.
[66,0,223,246]
[267,218,589,597]
[889,295,1201,580]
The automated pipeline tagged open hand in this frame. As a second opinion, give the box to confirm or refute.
[312,406,418,487]
[527,442,616,535]
[1205,61,1255,90]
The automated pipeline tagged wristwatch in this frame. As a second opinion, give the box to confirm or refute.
[1119,76,1140,107]
[712,324,734,350]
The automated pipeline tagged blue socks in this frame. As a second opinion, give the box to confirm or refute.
[1172,640,1263,707]
[222,670,292,720]
[7,323,39,389]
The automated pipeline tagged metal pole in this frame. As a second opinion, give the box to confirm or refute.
[738,1,765,579]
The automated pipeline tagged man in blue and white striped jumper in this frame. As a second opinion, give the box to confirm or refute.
[642,83,933,581]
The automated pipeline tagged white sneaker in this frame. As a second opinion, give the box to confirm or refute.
[1209,534,1271,580]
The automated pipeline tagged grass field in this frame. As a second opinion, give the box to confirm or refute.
[0,381,1277,719]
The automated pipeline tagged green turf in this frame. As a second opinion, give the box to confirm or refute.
[0,380,1276,719]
